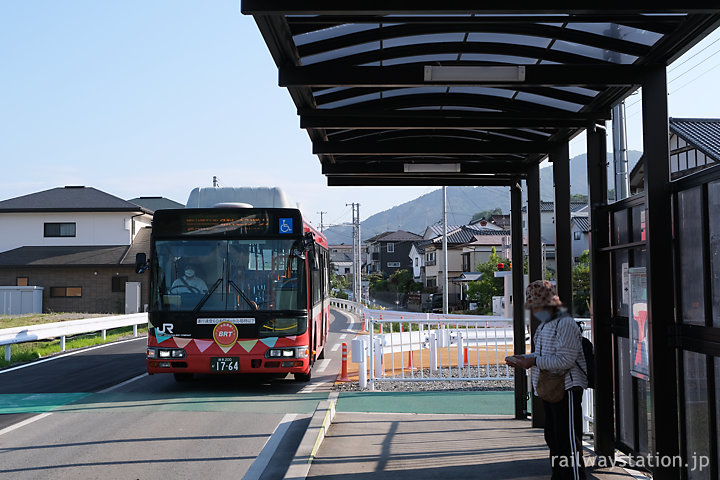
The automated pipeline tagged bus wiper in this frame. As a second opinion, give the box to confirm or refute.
[192,278,223,314]
[229,280,258,311]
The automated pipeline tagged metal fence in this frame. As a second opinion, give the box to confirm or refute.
[0,313,148,361]
[361,309,519,388]
[348,305,594,435]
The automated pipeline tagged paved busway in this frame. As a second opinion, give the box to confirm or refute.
[0,308,355,480]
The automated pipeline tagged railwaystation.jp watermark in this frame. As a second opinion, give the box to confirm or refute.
[552,452,711,472]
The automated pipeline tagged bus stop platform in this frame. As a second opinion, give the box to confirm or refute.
[301,391,644,480]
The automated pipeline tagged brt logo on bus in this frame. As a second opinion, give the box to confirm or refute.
[213,321,238,348]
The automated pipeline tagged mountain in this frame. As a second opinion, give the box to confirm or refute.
[322,150,642,244]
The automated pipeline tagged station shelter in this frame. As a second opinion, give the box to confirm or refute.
[241,5,720,479]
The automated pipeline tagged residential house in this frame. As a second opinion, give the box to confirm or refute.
[571,215,590,262]
[630,117,720,194]
[0,186,153,313]
[329,244,354,279]
[421,224,510,307]
[365,230,422,277]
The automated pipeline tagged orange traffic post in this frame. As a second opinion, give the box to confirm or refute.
[406,350,416,371]
[464,346,469,364]
[361,312,366,333]
[337,342,350,382]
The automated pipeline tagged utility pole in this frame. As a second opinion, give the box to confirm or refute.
[317,211,326,233]
[612,101,630,201]
[442,186,449,314]
[346,203,361,304]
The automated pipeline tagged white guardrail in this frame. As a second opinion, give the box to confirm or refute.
[0,313,148,362]
[329,298,364,315]
[331,302,594,435]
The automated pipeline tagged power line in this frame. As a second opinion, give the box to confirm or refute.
[668,35,720,73]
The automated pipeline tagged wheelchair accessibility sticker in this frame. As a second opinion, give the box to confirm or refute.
[279,218,293,234]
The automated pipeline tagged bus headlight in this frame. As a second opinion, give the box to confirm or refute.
[265,346,309,359]
[147,348,186,359]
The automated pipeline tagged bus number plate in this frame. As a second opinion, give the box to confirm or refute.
[210,357,240,372]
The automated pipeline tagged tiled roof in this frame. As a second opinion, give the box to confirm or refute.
[669,118,720,161]
[368,230,423,243]
[427,223,462,237]
[432,227,510,245]
[0,186,151,213]
[0,245,130,267]
[128,196,184,212]
[572,217,590,233]
[522,200,588,213]
[0,227,151,267]
[121,227,152,265]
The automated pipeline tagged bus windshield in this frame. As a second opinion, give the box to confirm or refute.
[151,238,306,312]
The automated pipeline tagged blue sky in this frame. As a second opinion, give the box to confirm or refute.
[2,2,720,231]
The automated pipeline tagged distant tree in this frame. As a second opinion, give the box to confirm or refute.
[572,250,591,315]
[466,247,506,313]
[570,194,588,203]
[470,207,503,223]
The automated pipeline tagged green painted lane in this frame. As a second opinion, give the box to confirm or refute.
[0,392,328,414]
[336,391,515,415]
[0,393,92,414]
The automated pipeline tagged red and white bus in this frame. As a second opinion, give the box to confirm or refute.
[135,207,330,382]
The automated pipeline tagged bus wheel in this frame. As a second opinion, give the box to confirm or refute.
[294,370,311,382]
[173,373,194,382]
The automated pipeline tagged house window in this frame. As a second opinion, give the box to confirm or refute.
[387,262,401,268]
[111,276,129,293]
[426,252,435,262]
[574,231,582,240]
[415,258,418,266]
[16,277,29,286]
[44,222,76,237]
[427,278,437,288]
[51,287,82,297]
[386,243,394,253]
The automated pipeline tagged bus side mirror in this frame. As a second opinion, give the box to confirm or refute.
[135,253,149,274]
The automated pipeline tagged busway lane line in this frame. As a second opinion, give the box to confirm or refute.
[98,373,148,393]
[0,336,146,375]
[331,343,341,352]
[0,412,53,437]
[315,359,331,373]
[242,413,298,480]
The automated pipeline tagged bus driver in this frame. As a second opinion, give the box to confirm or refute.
[170,263,208,294]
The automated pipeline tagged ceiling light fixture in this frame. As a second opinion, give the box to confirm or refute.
[404,163,461,173]
[424,66,526,82]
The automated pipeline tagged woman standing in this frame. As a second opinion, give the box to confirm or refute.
[506,280,588,480]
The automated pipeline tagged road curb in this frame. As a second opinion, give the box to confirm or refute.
[284,391,338,480]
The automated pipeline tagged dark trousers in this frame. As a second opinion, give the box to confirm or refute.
[543,387,586,480]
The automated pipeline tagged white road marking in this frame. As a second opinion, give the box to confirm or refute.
[339,334,348,339]
[300,380,331,394]
[331,343,341,352]
[98,373,149,393]
[316,359,332,373]
[0,412,53,437]
[0,336,146,375]
[242,413,298,480]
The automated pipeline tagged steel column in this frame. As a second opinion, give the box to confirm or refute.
[511,182,527,419]
[587,122,613,458]
[642,66,679,479]
[527,162,545,427]
[552,142,573,312]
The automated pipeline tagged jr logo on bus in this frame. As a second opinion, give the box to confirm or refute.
[279,218,293,234]
[213,321,238,348]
